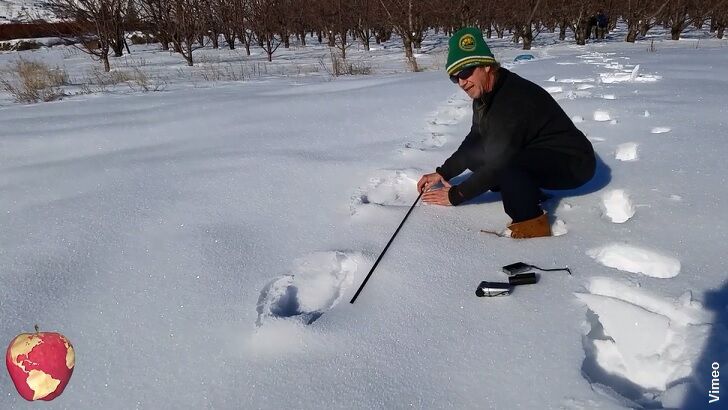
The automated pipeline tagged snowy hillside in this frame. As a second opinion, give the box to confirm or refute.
[1,27,727,409]
[0,0,51,23]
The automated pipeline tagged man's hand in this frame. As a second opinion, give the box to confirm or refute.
[422,187,452,206]
[417,172,451,193]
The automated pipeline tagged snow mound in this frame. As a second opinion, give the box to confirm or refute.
[602,94,616,100]
[256,251,358,326]
[577,277,711,406]
[615,143,638,161]
[571,115,585,123]
[552,219,568,236]
[577,84,595,90]
[587,243,681,278]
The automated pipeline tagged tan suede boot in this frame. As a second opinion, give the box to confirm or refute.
[507,213,552,239]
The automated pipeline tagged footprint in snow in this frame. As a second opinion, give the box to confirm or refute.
[615,143,638,161]
[593,110,611,122]
[403,132,447,151]
[600,65,662,83]
[587,243,680,278]
[545,86,563,94]
[256,251,358,326]
[650,127,671,134]
[601,189,635,223]
[576,277,714,408]
[351,169,420,214]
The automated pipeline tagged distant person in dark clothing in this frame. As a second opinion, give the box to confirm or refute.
[596,10,609,39]
[418,28,596,239]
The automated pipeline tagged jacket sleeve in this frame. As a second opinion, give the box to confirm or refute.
[448,112,527,205]
[436,123,477,181]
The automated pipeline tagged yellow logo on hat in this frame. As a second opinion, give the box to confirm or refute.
[459,34,476,52]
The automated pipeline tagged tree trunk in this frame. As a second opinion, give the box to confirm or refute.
[224,32,235,49]
[717,25,725,39]
[112,42,123,57]
[299,31,306,46]
[339,32,347,60]
[575,21,587,45]
[102,53,110,72]
[522,25,533,50]
[111,31,124,57]
[211,31,219,49]
[671,24,682,40]
[403,36,413,58]
[486,26,492,38]
[639,22,649,37]
[625,26,638,42]
[360,29,370,51]
[185,41,194,66]
[559,22,567,40]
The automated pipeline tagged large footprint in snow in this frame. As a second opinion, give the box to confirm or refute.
[587,243,680,278]
[350,169,420,214]
[256,251,358,326]
[576,277,712,407]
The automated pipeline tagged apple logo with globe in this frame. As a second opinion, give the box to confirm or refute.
[5,326,75,401]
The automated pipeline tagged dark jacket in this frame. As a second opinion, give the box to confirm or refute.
[436,68,595,205]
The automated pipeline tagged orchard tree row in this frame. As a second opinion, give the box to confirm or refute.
[44,0,728,71]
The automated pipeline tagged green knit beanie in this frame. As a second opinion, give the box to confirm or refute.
[446,27,496,76]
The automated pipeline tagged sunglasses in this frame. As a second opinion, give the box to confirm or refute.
[450,66,478,83]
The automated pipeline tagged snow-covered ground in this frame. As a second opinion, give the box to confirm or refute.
[1,27,727,409]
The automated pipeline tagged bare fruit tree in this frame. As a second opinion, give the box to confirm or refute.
[45,0,125,71]
[250,0,283,61]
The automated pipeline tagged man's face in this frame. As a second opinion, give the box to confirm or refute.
[454,66,490,99]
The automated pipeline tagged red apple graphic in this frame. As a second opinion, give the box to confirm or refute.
[6,327,75,401]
